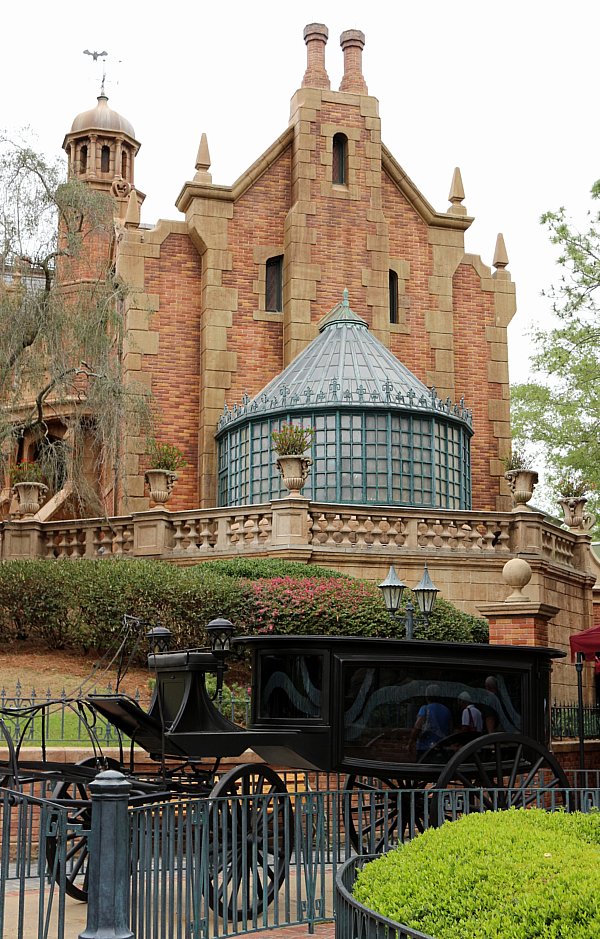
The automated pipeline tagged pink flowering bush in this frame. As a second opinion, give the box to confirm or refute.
[241,576,487,642]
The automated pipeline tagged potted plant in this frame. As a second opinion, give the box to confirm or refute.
[10,461,48,516]
[556,470,594,530]
[502,447,538,511]
[144,440,188,505]
[271,423,315,495]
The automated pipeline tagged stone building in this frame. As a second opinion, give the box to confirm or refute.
[1,24,597,704]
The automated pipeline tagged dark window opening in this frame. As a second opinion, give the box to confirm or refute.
[389,270,399,324]
[265,255,283,312]
[80,145,88,175]
[121,150,128,179]
[101,146,110,173]
[332,133,348,185]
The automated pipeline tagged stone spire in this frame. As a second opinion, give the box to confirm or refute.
[493,234,511,282]
[339,29,368,94]
[194,133,212,184]
[493,233,509,271]
[447,167,466,216]
[302,23,330,89]
[124,189,140,229]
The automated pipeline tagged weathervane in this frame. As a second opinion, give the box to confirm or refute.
[83,49,108,95]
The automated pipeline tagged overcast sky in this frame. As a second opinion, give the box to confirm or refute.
[2,0,597,384]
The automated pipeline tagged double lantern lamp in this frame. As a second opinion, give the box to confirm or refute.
[378,563,439,640]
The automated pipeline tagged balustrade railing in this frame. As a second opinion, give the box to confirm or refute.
[0,501,585,572]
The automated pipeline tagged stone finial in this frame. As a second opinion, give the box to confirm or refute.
[302,23,330,90]
[194,133,212,184]
[339,29,368,94]
[493,233,509,270]
[124,189,140,229]
[447,167,466,216]
[502,557,532,602]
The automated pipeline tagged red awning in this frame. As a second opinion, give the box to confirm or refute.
[570,624,600,673]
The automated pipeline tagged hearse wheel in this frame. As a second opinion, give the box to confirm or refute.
[45,757,120,902]
[207,764,293,921]
[432,732,569,823]
[344,773,425,854]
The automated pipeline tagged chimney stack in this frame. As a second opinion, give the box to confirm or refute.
[302,23,330,90]
[339,29,368,94]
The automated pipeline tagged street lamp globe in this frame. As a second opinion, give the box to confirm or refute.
[378,565,406,616]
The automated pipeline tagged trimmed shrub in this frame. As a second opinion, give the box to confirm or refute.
[353,809,600,939]
[196,558,350,580]
[0,558,488,654]
[245,577,488,643]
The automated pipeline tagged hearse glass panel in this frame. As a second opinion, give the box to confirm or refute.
[256,651,326,723]
[342,661,526,764]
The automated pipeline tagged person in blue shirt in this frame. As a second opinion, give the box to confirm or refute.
[411,683,452,756]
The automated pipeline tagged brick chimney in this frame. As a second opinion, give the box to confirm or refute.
[339,29,368,94]
[302,23,330,89]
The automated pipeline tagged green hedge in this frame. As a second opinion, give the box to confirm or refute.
[0,558,488,654]
[353,809,600,939]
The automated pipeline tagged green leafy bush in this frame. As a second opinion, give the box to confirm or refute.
[0,559,488,653]
[197,558,350,580]
[353,809,600,939]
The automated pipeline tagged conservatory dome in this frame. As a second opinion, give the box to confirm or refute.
[216,291,473,509]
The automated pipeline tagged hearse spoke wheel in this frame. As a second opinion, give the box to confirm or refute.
[45,757,120,902]
[207,764,293,921]
[432,732,569,824]
[344,773,425,854]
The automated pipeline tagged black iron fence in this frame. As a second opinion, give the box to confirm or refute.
[551,702,600,740]
[5,776,600,939]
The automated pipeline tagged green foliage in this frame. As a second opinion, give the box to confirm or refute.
[146,439,188,471]
[9,460,45,484]
[271,423,315,455]
[0,559,487,653]
[511,181,600,536]
[353,809,600,938]
[196,558,351,580]
[500,446,533,472]
[557,469,592,498]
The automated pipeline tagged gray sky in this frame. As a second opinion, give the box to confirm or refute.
[2,0,597,383]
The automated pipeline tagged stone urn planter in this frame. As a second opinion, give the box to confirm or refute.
[558,496,594,531]
[144,468,178,505]
[13,481,48,516]
[276,454,312,495]
[144,440,187,506]
[504,469,538,511]
[272,423,315,496]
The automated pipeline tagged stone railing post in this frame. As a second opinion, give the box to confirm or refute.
[271,496,311,547]
[2,520,45,559]
[78,770,133,939]
[132,507,175,557]
[508,509,545,556]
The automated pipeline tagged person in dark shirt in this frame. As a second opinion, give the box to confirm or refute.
[411,683,452,755]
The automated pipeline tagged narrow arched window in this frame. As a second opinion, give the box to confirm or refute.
[332,133,348,185]
[101,146,110,173]
[266,255,283,312]
[389,270,399,324]
[121,150,128,179]
[80,145,88,175]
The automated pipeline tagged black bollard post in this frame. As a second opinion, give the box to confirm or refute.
[78,769,133,939]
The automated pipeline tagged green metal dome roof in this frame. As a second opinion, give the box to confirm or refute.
[218,291,472,431]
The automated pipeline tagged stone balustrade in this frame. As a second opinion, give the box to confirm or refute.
[0,501,587,573]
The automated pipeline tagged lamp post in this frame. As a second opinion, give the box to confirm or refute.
[206,617,235,697]
[378,563,439,640]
